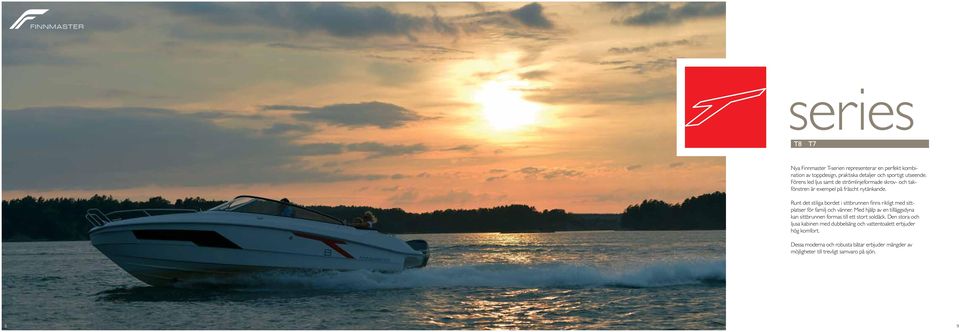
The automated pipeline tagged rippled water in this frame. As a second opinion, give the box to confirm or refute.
[2,231,724,329]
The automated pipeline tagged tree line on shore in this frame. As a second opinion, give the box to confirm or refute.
[620,191,725,230]
[2,192,724,241]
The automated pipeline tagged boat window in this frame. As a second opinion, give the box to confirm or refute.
[208,196,343,225]
[210,196,256,211]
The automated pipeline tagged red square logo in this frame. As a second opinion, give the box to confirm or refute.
[684,66,766,148]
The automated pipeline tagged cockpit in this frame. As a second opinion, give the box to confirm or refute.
[208,196,344,225]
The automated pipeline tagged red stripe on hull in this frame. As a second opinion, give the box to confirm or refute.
[292,231,354,259]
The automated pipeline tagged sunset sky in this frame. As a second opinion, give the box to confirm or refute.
[2,2,726,213]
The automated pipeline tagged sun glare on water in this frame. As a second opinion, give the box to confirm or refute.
[474,79,541,131]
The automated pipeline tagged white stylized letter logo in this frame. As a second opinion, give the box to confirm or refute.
[9,9,49,30]
[685,88,766,127]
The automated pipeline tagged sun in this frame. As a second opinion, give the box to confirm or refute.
[473,79,541,131]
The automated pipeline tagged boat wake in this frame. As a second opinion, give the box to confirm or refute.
[175,259,725,290]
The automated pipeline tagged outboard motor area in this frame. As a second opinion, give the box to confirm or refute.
[404,240,430,268]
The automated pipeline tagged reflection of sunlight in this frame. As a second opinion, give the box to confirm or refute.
[476,232,530,245]
[474,79,541,131]
[454,233,543,265]
[443,290,584,329]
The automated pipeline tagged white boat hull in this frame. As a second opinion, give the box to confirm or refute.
[89,211,428,287]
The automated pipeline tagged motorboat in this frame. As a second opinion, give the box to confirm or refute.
[86,195,429,287]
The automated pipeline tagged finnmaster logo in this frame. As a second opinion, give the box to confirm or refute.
[9,9,48,29]
[8,9,84,30]
[684,66,767,148]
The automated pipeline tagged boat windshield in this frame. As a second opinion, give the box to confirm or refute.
[208,196,344,225]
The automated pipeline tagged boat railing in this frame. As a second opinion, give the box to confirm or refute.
[85,208,198,227]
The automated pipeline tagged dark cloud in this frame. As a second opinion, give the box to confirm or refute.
[1,107,392,190]
[443,144,478,152]
[188,110,266,120]
[300,143,346,155]
[608,39,692,54]
[509,3,554,29]
[261,123,314,136]
[473,69,509,80]
[486,174,509,182]
[296,3,441,38]
[542,169,583,179]
[598,60,630,65]
[668,162,686,168]
[626,164,644,171]
[460,3,556,31]
[607,58,675,74]
[263,102,426,129]
[498,30,561,42]
[619,3,724,26]
[299,141,430,159]
[346,142,429,159]
[2,38,79,66]
[675,2,726,18]
[518,70,551,80]
[160,3,459,39]
[427,9,459,36]
[518,167,545,176]
[516,166,583,179]
[445,3,562,65]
